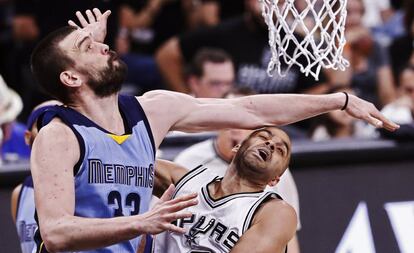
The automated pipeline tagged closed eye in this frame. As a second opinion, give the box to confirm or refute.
[85,43,93,51]
[276,147,285,156]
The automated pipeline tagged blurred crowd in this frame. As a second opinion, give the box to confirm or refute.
[1,0,414,163]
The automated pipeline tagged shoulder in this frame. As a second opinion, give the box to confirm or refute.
[33,118,79,153]
[253,198,297,233]
[37,118,75,140]
[136,90,197,120]
[138,90,195,103]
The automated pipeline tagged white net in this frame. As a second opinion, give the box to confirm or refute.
[260,0,349,80]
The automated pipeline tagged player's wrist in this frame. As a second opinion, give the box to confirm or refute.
[131,215,148,235]
[326,92,347,111]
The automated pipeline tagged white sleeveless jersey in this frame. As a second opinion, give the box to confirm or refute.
[154,165,282,253]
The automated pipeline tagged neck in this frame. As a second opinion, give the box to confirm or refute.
[208,164,265,199]
[67,92,125,135]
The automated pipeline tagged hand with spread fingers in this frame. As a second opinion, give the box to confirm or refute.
[68,8,111,43]
[344,93,400,131]
[137,184,198,235]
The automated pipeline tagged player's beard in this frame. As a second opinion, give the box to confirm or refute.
[233,141,262,180]
[83,51,127,98]
[233,140,274,185]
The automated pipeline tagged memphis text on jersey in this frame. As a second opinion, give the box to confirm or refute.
[173,214,240,252]
[87,159,154,188]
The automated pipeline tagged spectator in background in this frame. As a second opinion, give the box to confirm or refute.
[186,0,246,29]
[186,48,235,98]
[0,0,14,84]
[174,87,302,253]
[156,0,328,95]
[117,0,202,95]
[379,65,414,140]
[369,0,405,47]
[327,0,396,109]
[389,0,414,85]
[0,75,25,163]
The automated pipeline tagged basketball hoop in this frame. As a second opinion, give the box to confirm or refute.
[260,0,349,80]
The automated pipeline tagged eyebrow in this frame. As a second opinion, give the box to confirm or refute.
[75,34,91,50]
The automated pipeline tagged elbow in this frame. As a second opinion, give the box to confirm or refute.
[40,222,71,252]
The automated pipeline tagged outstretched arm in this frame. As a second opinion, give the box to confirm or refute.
[231,199,297,253]
[31,119,197,252]
[153,159,188,198]
[138,90,399,148]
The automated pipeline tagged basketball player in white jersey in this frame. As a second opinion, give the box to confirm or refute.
[28,8,398,253]
[153,126,295,253]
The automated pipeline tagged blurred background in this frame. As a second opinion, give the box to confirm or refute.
[1,0,414,252]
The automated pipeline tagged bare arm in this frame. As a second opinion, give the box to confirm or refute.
[155,38,189,93]
[377,66,397,107]
[231,199,297,253]
[287,234,301,253]
[10,184,22,223]
[31,120,197,252]
[119,1,164,29]
[154,159,188,198]
[138,90,399,148]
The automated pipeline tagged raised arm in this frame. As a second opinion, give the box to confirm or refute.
[155,37,188,93]
[231,199,297,253]
[31,119,197,252]
[154,159,188,198]
[138,90,399,148]
[68,8,111,43]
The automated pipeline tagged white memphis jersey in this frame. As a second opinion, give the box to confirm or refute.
[16,176,37,253]
[154,165,282,253]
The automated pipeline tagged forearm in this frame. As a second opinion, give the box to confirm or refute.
[154,159,188,198]
[377,67,396,106]
[171,92,346,132]
[238,93,345,126]
[41,214,142,252]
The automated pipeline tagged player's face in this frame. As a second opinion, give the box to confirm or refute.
[346,0,364,28]
[193,61,235,98]
[58,29,127,97]
[234,127,291,183]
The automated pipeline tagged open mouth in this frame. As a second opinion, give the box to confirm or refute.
[258,148,270,161]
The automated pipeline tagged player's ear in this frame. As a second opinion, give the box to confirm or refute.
[268,176,280,187]
[231,144,241,154]
[60,70,83,88]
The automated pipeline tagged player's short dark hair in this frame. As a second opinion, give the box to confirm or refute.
[186,48,233,78]
[31,26,77,103]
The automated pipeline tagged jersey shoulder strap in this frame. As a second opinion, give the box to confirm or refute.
[173,165,211,198]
